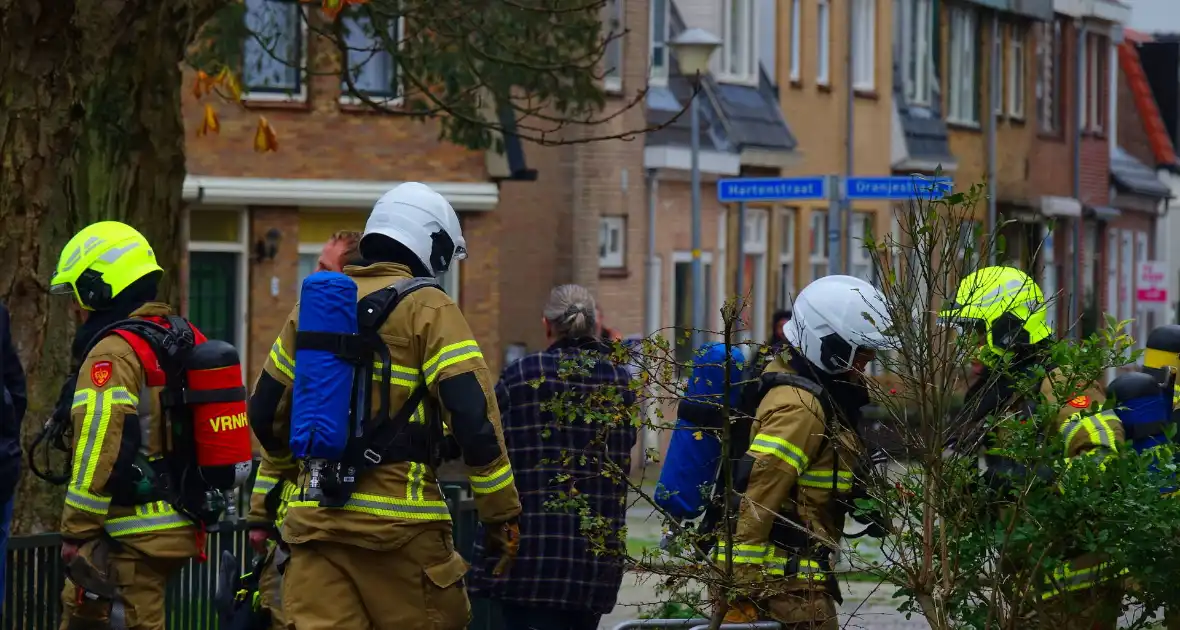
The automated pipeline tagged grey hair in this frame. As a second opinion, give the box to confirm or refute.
[543,284,598,339]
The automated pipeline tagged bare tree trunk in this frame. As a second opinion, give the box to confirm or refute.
[0,0,226,534]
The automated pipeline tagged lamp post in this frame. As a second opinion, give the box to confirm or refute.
[669,28,721,354]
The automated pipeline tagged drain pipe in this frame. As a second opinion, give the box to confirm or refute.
[987,11,999,264]
[843,0,856,275]
[1071,19,1086,338]
[645,168,659,339]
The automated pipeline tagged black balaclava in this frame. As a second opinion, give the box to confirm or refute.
[359,234,432,278]
[70,272,161,364]
[786,345,870,426]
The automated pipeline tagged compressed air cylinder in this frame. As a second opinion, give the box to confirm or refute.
[1109,371,1170,453]
[290,272,358,461]
[656,342,746,520]
[186,340,253,491]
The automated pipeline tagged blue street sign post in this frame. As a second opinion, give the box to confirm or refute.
[717,177,828,203]
[844,176,953,201]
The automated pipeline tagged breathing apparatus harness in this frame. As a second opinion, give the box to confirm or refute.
[297,277,457,508]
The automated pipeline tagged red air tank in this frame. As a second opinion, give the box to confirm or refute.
[186,340,253,491]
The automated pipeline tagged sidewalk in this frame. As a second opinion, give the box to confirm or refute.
[600,572,924,629]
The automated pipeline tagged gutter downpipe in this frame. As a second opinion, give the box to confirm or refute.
[844,0,856,275]
[643,168,659,464]
[1072,19,1086,340]
[987,10,999,265]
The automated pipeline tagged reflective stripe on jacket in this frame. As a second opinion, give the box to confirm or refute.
[62,303,199,560]
[252,263,521,552]
[720,357,860,593]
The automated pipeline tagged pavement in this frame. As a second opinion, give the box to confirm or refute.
[603,479,924,630]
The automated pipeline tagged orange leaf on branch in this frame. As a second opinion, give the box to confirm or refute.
[192,71,212,99]
[197,104,220,137]
[253,116,278,152]
[320,0,367,21]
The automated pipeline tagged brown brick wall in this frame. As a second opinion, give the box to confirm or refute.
[247,207,300,376]
[1118,59,1156,169]
[777,0,892,290]
[180,10,506,372]
[182,15,486,183]
[497,0,649,351]
[1027,18,1078,201]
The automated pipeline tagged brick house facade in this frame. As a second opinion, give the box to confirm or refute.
[179,4,507,377]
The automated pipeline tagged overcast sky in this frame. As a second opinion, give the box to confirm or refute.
[1128,0,1180,32]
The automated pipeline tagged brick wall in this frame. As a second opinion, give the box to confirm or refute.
[497,0,650,351]
[1118,59,1157,168]
[181,13,504,372]
[247,207,300,375]
[1027,18,1078,201]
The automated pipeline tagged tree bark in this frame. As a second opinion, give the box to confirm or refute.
[0,0,226,534]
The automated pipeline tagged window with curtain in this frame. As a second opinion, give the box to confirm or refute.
[650,0,668,81]
[1035,20,1062,133]
[779,209,796,308]
[816,0,831,85]
[852,0,876,90]
[789,0,801,82]
[722,0,757,81]
[900,0,934,105]
[242,0,304,95]
[603,0,624,91]
[809,210,829,281]
[340,8,400,99]
[1008,24,1026,118]
[948,6,979,124]
[673,258,714,369]
[851,211,875,283]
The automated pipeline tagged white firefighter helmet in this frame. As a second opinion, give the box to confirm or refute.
[786,275,895,374]
[362,182,467,276]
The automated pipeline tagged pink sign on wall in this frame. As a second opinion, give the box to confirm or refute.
[1136,261,1169,304]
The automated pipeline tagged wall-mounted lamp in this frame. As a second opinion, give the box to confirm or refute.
[254,228,282,263]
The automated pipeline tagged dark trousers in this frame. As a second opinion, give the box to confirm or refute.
[499,603,602,630]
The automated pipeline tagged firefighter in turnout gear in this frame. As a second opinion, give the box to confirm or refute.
[49,221,238,630]
[248,183,522,630]
[939,266,1125,629]
[715,275,894,629]
[244,448,298,629]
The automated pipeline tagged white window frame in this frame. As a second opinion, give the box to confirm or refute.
[809,209,829,281]
[720,0,758,84]
[741,209,769,343]
[1105,227,1119,319]
[1086,33,1104,133]
[669,250,716,358]
[603,0,624,93]
[296,242,322,300]
[779,208,797,309]
[241,0,310,103]
[816,0,831,86]
[1035,20,1061,134]
[1040,223,1057,333]
[900,0,934,106]
[1007,24,1026,119]
[948,6,979,125]
[599,215,627,269]
[338,9,405,108]
[852,0,876,91]
[789,0,801,83]
[650,0,669,84]
[186,209,250,375]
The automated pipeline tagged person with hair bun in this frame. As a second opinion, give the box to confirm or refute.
[467,284,637,630]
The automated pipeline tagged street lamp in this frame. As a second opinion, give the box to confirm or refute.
[669,28,721,354]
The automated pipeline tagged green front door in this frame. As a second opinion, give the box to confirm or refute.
[188,252,239,346]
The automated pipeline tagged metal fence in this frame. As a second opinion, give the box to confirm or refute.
[2,482,483,630]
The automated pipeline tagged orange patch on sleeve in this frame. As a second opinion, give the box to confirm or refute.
[1067,395,1091,409]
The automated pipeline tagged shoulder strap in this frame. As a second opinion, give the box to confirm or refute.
[759,372,834,425]
[357,277,442,335]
